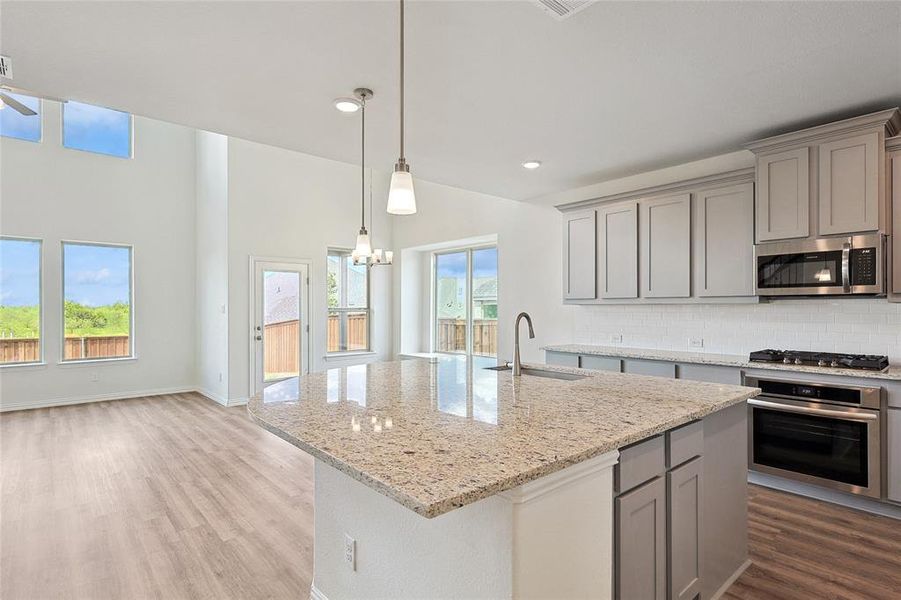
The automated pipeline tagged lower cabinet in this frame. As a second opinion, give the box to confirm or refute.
[668,458,704,600]
[889,409,901,503]
[623,359,677,378]
[616,477,666,600]
[545,351,579,368]
[580,355,622,372]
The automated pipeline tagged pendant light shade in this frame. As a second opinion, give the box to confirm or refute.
[353,227,372,263]
[387,0,417,215]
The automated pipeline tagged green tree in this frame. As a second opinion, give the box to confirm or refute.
[327,271,339,308]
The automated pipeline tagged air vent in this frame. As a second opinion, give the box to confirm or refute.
[533,0,596,21]
[0,55,12,79]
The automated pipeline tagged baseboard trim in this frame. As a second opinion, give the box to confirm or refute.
[710,558,751,600]
[0,386,197,413]
[195,387,228,406]
[227,397,248,407]
[309,581,328,600]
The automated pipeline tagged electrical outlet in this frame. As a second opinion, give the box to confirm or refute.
[610,334,623,344]
[689,338,704,349]
[344,534,356,571]
[89,372,99,382]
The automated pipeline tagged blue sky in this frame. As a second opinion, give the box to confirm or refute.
[0,239,41,306]
[63,101,132,158]
[0,93,41,142]
[437,247,497,279]
[64,244,131,307]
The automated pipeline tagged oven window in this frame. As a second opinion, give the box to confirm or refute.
[757,250,843,289]
[753,407,868,487]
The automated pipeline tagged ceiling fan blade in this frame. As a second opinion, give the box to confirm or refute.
[0,92,38,116]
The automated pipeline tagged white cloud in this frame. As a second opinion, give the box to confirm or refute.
[75,268,110,284]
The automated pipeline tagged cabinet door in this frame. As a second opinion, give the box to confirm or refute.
[545,351,579,368]
[598,201,639,299]
[580,355,621,372]
[668,458,703,600]
[616,477,666,600]
[623,359,676,378]
[889,409,901,503]
[563,209,597,300]
[756,147,810,241]
[818,133,880,235]
[892,154,901,295]
[694,183,754,297]
[640,194,691,298]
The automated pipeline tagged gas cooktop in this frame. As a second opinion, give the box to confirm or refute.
[749,349,889,371]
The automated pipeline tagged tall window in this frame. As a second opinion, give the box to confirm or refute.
[62,242,133,361]
[0,92,41,142]
[434,246,497,357]
[327,249,369,353]
[0,238,42,365]
[63,101,132,158]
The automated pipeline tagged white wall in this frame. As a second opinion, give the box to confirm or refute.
[392,180,571,364]
[225,138,394,403]
[195,131,230,403]
[0,103,196,409]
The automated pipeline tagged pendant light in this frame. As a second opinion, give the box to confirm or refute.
[370,167,394,267]
[352,88,374,264]
[386,0,417,215]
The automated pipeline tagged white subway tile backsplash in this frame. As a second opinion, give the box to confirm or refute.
[572,299,901,364]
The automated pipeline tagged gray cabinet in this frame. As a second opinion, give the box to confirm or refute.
[598,201,639,299]
[580,355,621,372]
[640,194,691,298]
[693,183,754,297]
[668,458,703,600]
[545,351,579,368]
[563,209,597,300]
[755,147,810,242]
[892,153,901,297]
[818,133,879,235]
[623,359,677,378]
[616,477,666,600]
[889,409,901,503]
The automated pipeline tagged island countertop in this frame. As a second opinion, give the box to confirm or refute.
[247,356,760,518]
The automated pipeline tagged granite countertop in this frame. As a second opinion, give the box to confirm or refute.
[247,356,759,518]
[542,344,901,381]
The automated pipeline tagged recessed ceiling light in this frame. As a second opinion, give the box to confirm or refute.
[334,97,361,113]
[522,160,542,170]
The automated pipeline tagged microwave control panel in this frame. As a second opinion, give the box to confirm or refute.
[850,248,877,285]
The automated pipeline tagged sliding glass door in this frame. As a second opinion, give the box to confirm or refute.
[434,246,497,357]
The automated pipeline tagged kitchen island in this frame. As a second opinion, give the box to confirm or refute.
[248,356,760,599]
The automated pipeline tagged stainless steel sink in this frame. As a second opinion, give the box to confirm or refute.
[484,365,587,381]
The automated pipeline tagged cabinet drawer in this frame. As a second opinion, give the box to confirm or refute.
[616,435,665,494]
[623,359,677,378]
[545,351,579,368]
[667,420,704,469]
[580,355,621,372]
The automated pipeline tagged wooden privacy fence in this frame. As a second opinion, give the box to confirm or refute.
[0,335,131,362]
[326,313,368,352]
[264,320,300,375]
[436,319,497,356]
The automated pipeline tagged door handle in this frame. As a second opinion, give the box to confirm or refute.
[841,240,851,293]
[255,335,262,341]
[748,398,877,421]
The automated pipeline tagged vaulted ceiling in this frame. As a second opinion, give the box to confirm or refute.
[3,1,900,203]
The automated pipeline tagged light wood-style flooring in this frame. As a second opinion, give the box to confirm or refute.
[2,393,899,599]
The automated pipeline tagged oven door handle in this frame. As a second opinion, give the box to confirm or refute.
[842,240,851,293]
[748,398,878,421]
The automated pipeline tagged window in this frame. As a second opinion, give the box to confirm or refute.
[327,249,369,353]
[63,101,132,158]
[62,242,133,361]
[0,92,41,142]
[434,246,497,357]
[0,238,42,365]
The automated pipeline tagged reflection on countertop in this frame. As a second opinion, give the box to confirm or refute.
[248,355,758,518]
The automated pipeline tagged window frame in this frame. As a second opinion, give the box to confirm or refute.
[326,248,371,355]
[0,236,44,368]
[432,244,498,357]
[0,93,43,144]
[61,101,134,159]
[60,240,135,363]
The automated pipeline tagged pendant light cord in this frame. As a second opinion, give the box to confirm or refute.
[399,0,405,162]
[361,96,366,229]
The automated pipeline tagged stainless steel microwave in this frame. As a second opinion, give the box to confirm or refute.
[755,234,885,297]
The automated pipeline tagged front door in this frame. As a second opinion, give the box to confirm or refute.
[252,259,310,396]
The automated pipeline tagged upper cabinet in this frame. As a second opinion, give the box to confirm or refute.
[747,108,901,244]
[818,132,879,235]
[889,137,901,301]
[755,147,810,242]
[640,193,691,298]
[598,201,639,299]
[562,209,597,300]
[694,183,755,297]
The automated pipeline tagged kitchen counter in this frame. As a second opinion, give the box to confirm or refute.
[543,343,901,381]
[247,355,759,518]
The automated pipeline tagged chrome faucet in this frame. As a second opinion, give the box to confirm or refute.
[513,312,535,376]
